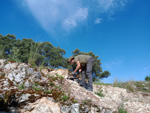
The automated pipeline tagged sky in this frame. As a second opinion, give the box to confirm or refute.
[0,0,150,83]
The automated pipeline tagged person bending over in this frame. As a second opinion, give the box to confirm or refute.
[68,55,94,91]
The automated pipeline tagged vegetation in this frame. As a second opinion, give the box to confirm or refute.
[94,81,111,86]
[145,75,150,81]
[0,73,5,79]
[61,94,69,101]
[0,34,66,68]
[18,84,26,90]
[0,34,110,80]
[118,104,127,113]
[95,90,104,97]
[73,99,78,103]
[82,99,92,105]
[113,79,150,93]
[44,90,51,94]
[32,86,41,91]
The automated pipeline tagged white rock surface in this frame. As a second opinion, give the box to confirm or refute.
[23,97,61,113]
[19,94,31,103]
[0,59,150,113]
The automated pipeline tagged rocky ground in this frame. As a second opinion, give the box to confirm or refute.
[0,59,150,113]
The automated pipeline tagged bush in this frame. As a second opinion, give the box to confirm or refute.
[73,99,78,103]
[61,94,69,101]
[118,104,127,113]
[32,86,41,91]
[18,84,26,90]
[95,90,104,97]
[145,75,150,81]
[82,99,92,104]
[44,90,51,94]
[126,81,136,92]
[113,78,124,88]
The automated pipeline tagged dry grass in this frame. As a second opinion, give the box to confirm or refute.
[112,78,150,92]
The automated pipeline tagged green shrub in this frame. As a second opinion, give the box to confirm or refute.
[48,75,57,80]
[44,90,51,94]
[18,84,26,90]
[95,90,104,97]
[82,99,92,104]
[4,61,9,65]
[62,94,69,101]
[49,82,53,85]
[0,73,5,78]
[94,82,110,86]
[58,76,64,79]
[56,74,60,77]
[126,81,136,92]
[145,75,150,81]
[35,82,39,86]
[118,104,127,113]
[73,99,78,103]
[113,78,124,88]
[32,86,41,91]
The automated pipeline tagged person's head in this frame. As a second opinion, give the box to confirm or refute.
[68,56,75,64]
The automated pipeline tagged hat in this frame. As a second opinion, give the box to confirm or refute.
[67,56,74,63]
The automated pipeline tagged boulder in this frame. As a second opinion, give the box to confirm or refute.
[18,94,31,103]
[22,97,61,113]
[41,68,68,78]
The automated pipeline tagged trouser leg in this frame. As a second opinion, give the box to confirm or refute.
[80,68,86,89]
[86,58,94,91]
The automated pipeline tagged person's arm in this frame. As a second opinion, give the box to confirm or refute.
[74,61,81,73]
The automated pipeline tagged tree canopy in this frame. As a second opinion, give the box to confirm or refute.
[0,34,66,68]
[145,75,150,81]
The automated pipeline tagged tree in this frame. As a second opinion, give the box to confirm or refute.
[145,75,150,81]
[0,45,4,59]
[0,34,16,59]
[68,48,111,80]
[18,38,35,63]
[48,47,66,68]
[0,34,66,69]
[9,47,21,62]
[34,42,66,68]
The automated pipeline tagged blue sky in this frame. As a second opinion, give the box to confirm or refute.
[0,0,150,83]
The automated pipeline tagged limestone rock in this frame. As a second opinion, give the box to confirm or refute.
[18,94,31,103]
[14,73,23,83]
[24,80,31,88]
[7,73,14,81]
[3,79,10,87]
[70,103,79,113]
[41,68,68,78]
[5,63,11,70]
[0,59,150,113]
[22,97,61,113]
[60,105,70,113]
[27,68,34,75]
[62,79,118,112]
[124,101,150,113]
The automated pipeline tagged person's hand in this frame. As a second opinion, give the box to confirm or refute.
[71,72,75,75]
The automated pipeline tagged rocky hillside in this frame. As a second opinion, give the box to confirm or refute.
[0,59,150,113]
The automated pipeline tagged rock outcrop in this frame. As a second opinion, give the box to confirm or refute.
[21,97,61,113]
[0,59,150,113]
[94,84,150,113]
